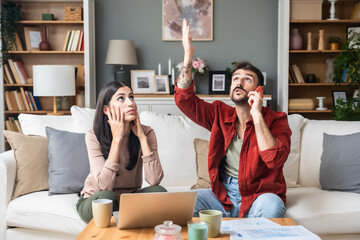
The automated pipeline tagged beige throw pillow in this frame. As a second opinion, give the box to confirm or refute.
[191,138,211,189]
[4,130,49,199]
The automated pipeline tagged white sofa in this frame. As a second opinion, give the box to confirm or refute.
[1,108,360,240]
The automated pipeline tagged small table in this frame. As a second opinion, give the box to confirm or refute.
[76,217,296,240]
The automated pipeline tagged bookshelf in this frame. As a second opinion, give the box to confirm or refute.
[0,0,96,152]
[288,0,360,119]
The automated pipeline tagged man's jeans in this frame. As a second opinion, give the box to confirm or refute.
[193,174,285,218]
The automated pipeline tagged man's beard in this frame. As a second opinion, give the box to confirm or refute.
[231,87,248,105]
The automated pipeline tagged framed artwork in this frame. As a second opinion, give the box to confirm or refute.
[131,70,155,94]
[154,75,170,94]
[162,0,213,41]
[208,71,229,94]
[332,90,347,107]
[346,26,360,49]
[24,27,42,50]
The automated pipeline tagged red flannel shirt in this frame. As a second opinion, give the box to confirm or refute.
[174,82,291,217]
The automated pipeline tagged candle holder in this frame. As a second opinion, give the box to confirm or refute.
[327,0,338,20]
[169,75,174,94]
[316,96,328,110]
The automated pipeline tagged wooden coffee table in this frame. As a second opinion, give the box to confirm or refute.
[76,217,296,239]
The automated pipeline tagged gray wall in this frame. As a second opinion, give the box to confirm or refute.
[95,0,279,109]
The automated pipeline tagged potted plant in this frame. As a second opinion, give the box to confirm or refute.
[329,36,340,50]
[332,30,360,120]
[1,1,24,53]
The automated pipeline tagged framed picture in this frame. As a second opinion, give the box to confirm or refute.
[162,0,213,41]
[346,26,360,49]
[131,70,155,94]
[24,27,42,50]
[332,90,347,107]
[154,75,170,94]
[209,71,229,94]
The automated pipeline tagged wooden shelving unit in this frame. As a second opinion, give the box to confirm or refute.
[1,0,96,152]
[288,0,360,120]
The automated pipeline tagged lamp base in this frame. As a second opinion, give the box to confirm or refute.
[47,96,65,115]
[115,69,131,87]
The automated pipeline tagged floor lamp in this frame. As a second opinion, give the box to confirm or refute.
[105,40,138,87]
[33,65,75,115]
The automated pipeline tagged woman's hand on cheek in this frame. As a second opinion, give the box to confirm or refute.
[130,110,146,139]
[108,105,126,140]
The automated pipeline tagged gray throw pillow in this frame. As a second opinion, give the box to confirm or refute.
[46,127,90,195]
[320,132,360,194]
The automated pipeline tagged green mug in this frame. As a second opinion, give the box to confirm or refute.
[199,210,222,238]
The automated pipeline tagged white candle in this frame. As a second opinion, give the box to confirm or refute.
[168,58,171,75]
[171,67,175,85]
[158,63,161,75]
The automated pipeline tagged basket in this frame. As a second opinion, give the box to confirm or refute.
[65,7,83,21]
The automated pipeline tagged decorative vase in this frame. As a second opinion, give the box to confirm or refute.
[290,28,302,50]
[318,30,325,50]
[39,25,50,51]
[329,42,339,50]
[307,32,312,51]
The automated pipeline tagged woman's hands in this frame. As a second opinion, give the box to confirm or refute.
[107,104,126,142]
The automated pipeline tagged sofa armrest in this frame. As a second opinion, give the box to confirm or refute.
[0,150,16,240]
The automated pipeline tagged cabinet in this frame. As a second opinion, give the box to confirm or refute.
[135,94,272,117]
[288,0,360,119]
[0,0,96,152]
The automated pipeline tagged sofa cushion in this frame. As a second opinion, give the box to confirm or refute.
[284,114,304,187]
[3,131,49,199]
[6,191,86,235]
[299,120,360,187]
[191,138,211,189]
[320,132,360,194]
[70,105,95,133]
[46,127,90,195]
[286,187,360,235]
[139,111,210,187]
[19,113,74,136]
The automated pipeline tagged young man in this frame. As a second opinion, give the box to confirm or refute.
[174,19,292,218]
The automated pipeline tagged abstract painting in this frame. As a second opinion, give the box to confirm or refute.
[162,0,213,41]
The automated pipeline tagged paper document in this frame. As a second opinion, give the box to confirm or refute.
[220,218,320,240]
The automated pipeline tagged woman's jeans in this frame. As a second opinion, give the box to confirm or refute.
[193,174,285,218]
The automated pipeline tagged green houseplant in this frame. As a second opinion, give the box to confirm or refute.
[332,30,360,120]
[1,1,23,53]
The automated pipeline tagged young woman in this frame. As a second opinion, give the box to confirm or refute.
[77,81,165,223]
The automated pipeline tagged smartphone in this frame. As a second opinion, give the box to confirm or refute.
[249,86,264,107]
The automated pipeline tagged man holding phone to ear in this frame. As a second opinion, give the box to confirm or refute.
[174,19,292,218]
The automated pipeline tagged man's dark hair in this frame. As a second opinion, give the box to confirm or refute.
[232,61,264,86]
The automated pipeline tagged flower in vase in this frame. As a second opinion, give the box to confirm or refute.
[176,57,208,75]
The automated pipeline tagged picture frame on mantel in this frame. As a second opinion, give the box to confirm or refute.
[347,26,360,49]
[131,70,155,94]
[24,27,42,51]
[162,0,213,41]
[208,71,229,94]
[154,75,170,94]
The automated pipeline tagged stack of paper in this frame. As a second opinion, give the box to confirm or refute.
[221,218,320,240]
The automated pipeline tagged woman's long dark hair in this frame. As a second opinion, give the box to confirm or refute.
[93,81,140,170]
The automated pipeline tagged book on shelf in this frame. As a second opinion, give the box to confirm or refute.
[19,87,31,111]
[4,91,13,111]
[5,120,13,131]
[7,117,21,133]
[4,64,15,84]
[63,31,71,51]
[14,33,24,51]
[71,30,80,51]
[6,91,19,111]
[80,33,84,51]
[14,60,29,83]
[77,31,84,51]
[351,2,360,20]
[66,30,75,51]
[3,72,10,84]
[7,59,22,84]
[290,64,305,83]
[13,90,25,111]
[27,91,42,111]
[24,90,34,111]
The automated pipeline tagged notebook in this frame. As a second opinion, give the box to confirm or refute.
[113,191,197,229]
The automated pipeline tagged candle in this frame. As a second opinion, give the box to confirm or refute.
[187,221,208,240]
[168,58,171,75]
[158,63,161,75]
[171,67,175,85]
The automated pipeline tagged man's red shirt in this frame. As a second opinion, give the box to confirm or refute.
[174,83,292,217]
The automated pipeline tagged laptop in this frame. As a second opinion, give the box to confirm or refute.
[113,191,197,229]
